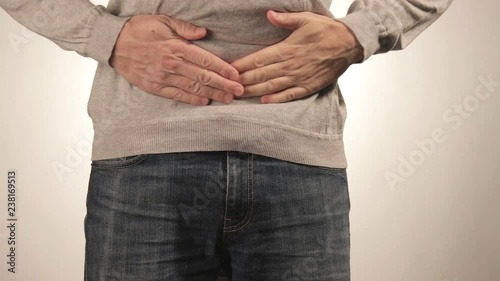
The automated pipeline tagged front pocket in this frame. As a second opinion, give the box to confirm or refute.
[91,154,148,169]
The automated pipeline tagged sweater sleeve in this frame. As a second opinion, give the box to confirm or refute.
[335,0,453,62]
[0,0,130,65]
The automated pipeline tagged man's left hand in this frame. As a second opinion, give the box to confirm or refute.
[231,10,364,104]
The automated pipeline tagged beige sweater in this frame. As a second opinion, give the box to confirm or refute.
[0,0,452,168]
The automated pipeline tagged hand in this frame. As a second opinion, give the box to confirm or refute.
[231,11,364,104]
[110,15,244,106]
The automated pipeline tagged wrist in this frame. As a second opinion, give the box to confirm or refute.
[333,20,364,64]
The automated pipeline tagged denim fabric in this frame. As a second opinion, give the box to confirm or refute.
[84,151,350,281]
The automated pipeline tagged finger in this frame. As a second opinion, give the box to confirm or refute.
[260,87,309,104]
[239,62,296,85]
[142,70,234,104]
[157,15,207,41]
[161,57,243,96]
[161,74,235,104]
[242,77,294,97]
[231,44,293,73]
[156,86,210,106]
[267,10,308,31]
[170,42,240,82]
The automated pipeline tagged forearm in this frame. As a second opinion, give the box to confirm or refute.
[0,0,129,65]
[336,0,453,62]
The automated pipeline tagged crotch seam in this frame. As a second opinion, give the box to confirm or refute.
[223,153,254,233]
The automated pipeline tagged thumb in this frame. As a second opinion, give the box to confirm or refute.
[159,15,207,40]
[267,10,307,31]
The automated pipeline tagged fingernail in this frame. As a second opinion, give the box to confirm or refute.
[224,94,234,104]
[233,85,244,96]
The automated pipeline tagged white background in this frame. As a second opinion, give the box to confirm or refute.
[1,0,499,280]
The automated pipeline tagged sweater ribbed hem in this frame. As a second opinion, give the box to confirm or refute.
[91,118,348,169]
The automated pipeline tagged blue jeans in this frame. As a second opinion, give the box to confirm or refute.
[84,151,351,281]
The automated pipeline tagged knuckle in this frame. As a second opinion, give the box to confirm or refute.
[278,45,298,60]
[166,42,179,53]
[154,71,169,81]
[173,90,185,101]
[199,54,213,68]
[155,87,168,98]
[168,89,184,101]
[283,61,300,72]
[255,68,268,83]
[163,59,180,72]
[183,23,197,34]
[197,69,212,85]
[171,41,190,57]
[189,81,201,94]
[286,91,296,101]
[267,79,278,92]
[253,55,265,68]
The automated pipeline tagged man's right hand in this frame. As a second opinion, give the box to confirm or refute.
[110,15,244,105]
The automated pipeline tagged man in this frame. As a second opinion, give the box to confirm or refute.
[0,0,452,280]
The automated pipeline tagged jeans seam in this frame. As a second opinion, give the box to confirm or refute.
[224,154,254,232]
[223,152,231,234]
